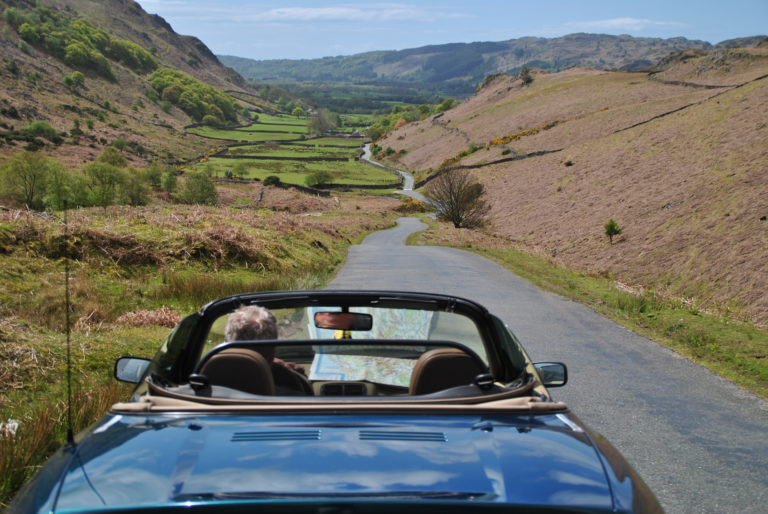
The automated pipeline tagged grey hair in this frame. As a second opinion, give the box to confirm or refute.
[225,305,277,341]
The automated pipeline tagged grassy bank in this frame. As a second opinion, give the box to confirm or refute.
[410,219,768,399]
[0,197,398,506]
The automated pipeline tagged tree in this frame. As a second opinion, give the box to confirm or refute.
[305,170,333,187]
[176,170,217,205]
[307,108,336,135]
[85,162,123,211]
[425,168,489,228]
[160,170,178,192]
[97,146,127,168]
[291,106,306,118]
[605,218,623,244]
[0,151,54,210]
[118,169,150,206]
[142,161,166,189]
[519,66,534,86]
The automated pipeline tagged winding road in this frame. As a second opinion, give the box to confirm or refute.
[328,217,768,514]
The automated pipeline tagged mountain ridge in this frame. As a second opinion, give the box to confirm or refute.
[220,33,767,95]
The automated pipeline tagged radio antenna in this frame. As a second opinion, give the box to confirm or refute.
[64,201,75,447]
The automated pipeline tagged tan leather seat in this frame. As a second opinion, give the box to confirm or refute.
[199,347,274,395]
[409,347,486,395]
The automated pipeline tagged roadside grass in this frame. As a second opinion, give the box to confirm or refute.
[0,203,397,506]
[193,157,399,185]
[410,219,768,399]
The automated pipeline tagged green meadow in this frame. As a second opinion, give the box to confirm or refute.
[194,157,398,185]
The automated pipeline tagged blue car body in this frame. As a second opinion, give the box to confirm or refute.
[11,291,662,513]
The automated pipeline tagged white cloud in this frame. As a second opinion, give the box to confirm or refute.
[138,1,469,26]
[562,17,685,33]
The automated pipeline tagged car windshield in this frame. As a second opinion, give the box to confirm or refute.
[200,305,488,389]
[142,292,533,401]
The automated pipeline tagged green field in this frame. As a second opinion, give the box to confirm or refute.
[187,126,306,142]
[253,113,308,126]
[226,144,358,159]
[307,137,365,147]
[193,157,398,185]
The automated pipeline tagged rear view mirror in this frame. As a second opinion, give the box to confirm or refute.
[534,362,568,388]
[114,357,151,384]
[314,312,373,331]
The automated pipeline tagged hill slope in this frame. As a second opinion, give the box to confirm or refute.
[376,45,768,324]
[221,34,766,95]
[0,0,254,166]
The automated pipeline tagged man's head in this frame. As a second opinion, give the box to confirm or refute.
[225,305,277,360]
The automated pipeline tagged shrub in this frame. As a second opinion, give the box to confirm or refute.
[263,175,281,187]
[97,146,127,168]
[425,168,489,229]
[605,218,623,244]
[176,171,217,205]
[160,170,177,192]
[25,121,59,142]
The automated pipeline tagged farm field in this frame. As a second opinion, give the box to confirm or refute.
[193,156,398,185]
[184,113,391,188]
[187,126,306,142]
[226,143,359,158]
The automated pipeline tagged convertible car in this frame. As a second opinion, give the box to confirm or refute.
[11,290,662,513]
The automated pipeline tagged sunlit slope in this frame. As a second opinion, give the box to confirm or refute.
[379,49,768,323]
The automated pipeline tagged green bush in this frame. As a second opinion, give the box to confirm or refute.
[263,175,281,187]
[149,68,237,123]
[176,171,217,205]
[605,218,623,244]
[160,170,178,192]
[25,121,59,142]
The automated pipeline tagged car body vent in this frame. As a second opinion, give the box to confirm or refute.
[320,382,367,395]
[231,430,322,442]
[359,430,447,442]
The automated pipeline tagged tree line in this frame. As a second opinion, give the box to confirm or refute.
[0,149,217,212]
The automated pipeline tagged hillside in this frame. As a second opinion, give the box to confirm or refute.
[0,0,256,167]
[376,45,768,325]
[220,34,766,96]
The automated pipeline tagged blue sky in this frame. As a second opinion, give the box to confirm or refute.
[135,1,767,60]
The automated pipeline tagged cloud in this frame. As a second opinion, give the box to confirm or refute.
[138,1,469,26]
[259,6,422,23]
[561,17,685,33]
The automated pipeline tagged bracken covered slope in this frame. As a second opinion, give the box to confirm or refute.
[0,0,252,166]
[378,45,768,324]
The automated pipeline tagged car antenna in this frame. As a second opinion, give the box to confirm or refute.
[63,200,75,447]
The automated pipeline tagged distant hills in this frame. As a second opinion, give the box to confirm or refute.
[220,34,767,95]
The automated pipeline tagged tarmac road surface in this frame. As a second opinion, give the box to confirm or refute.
[327,217,768,514]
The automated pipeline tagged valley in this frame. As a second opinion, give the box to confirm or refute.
[0,0,767,508]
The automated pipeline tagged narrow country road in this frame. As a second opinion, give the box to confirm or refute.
[361,143,431,204]
[327,217,768,514]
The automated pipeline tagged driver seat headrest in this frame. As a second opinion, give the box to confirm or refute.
[199,347,275,395]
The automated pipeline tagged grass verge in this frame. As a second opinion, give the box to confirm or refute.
[411,219,768,399]
[0,200,397,506]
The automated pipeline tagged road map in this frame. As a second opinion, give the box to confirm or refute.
[307,307,433,386]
